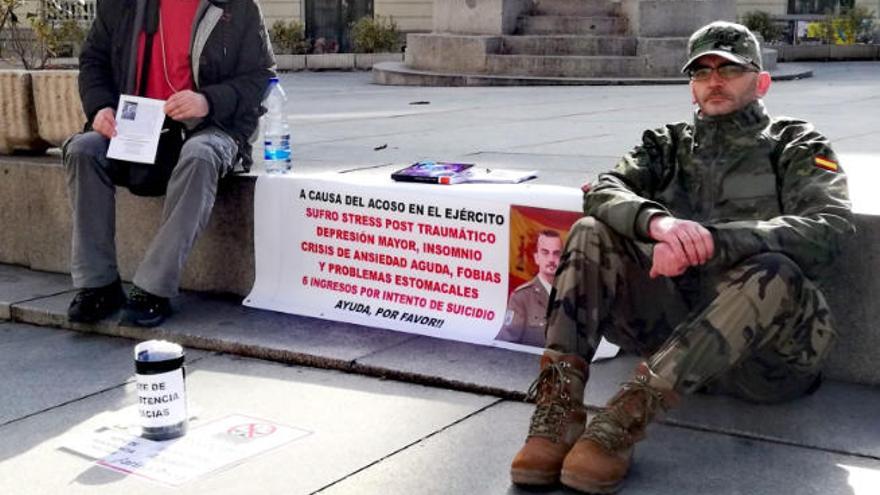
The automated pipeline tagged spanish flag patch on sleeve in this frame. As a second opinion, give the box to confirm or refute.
[814,155,839,172]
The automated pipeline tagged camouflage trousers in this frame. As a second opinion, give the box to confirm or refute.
[545,216,836,403]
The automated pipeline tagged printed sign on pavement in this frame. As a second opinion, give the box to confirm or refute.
[61,414,311,487]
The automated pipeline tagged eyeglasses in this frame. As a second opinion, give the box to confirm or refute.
[689,63,757,81]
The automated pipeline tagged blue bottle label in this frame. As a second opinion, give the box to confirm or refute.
[264,134,292,163]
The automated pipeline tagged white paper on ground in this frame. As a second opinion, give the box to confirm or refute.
[60,413,311,487]
[592,337,620,362]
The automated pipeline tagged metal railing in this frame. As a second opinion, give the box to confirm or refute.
[42,0,96,23]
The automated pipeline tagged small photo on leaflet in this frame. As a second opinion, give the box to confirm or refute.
[121,101,138,121]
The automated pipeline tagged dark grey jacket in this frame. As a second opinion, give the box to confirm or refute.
[78,0,276,169]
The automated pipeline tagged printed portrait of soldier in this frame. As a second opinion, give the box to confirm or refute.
[495,229,563,347]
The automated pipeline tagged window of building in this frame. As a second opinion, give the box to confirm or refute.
[788,0,855,15]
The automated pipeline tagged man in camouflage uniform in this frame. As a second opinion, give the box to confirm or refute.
[495,230,563,347]
[509,21,853,494]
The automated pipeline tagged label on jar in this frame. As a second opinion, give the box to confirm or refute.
[136,369,186,428]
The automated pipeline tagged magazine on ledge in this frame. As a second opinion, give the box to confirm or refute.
[391,161,475,184]
[391,161,537,185]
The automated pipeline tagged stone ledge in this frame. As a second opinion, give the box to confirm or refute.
[306,53,356,71]
[38,54,406,74]
[1,153,878,386]
[0,154,255,296]
[406,34,502,73]
[775,44,880,62]
[372,61,813,86]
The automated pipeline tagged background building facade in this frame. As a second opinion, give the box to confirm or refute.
[13,0,879,47]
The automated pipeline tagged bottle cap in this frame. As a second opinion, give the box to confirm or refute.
[134,340,184,362]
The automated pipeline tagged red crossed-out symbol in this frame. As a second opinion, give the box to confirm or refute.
[227,423,277,439]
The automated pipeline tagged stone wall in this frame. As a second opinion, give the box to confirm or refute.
[376,0,434,32]
[432,0,531,35]
[623,0,737,37]
[260,0,304,25]
[0,157,256,296]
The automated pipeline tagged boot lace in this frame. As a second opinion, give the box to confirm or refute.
[583,379,668,452]
[526,361,573,439]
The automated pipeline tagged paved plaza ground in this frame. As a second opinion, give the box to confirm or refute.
[282,61,880,179]
[1,61,879,495]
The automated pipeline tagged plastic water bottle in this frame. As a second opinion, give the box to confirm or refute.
[263,77,292,173]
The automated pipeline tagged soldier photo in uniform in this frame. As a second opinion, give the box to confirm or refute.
[495,230,563,347]
[509,21,854,494]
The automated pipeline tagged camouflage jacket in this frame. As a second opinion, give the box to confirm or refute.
[584,100,854,280]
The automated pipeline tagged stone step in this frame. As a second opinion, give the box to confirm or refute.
[531,0,621,17]
[500,35,637,56]
[518,15,627,35]
[486,54,646,78]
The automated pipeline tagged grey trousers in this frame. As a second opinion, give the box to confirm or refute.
[64,127,238,298]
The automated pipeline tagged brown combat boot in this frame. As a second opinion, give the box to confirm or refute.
[510,350,589,486]
[560,362,679,494]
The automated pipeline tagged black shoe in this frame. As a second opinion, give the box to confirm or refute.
[68,278,126,323]
[120,286,172,327]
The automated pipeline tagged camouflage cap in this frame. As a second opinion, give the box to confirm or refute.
[681,21,763,74]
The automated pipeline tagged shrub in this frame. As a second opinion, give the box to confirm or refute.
[269,19,309,55]
[741,10,783,43]
[812,6,875,44]
[840,5,875,43]
[350,15,399,54]
[31,16,85,57]
[0,0,86,68]
[56,18,86,55]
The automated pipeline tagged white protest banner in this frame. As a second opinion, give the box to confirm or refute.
[245,173,584,349]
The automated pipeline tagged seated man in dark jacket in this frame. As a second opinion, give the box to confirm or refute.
[508,21,854,494]
[65,0,275,327]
